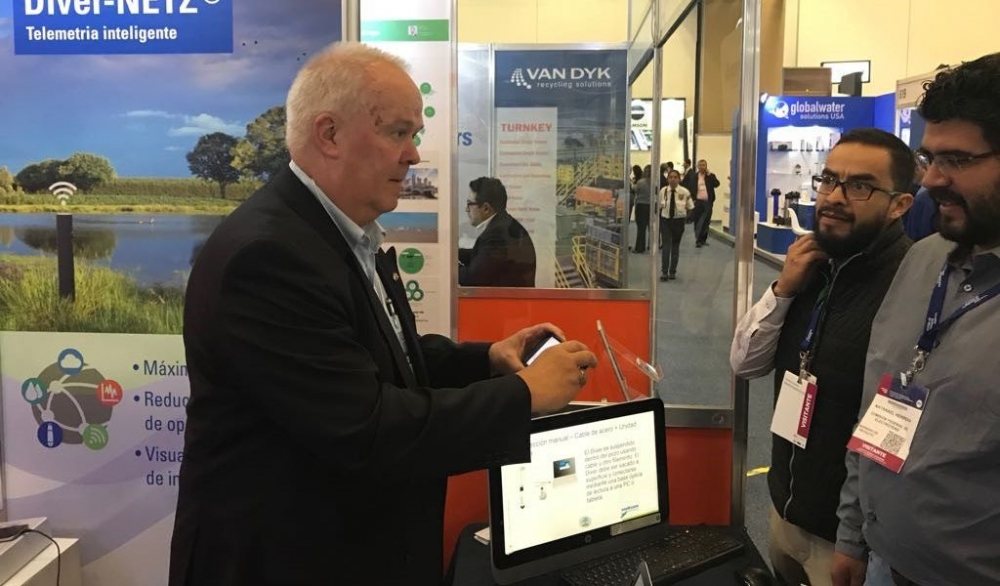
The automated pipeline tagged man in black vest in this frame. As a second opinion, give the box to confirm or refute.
[730,128,915,586]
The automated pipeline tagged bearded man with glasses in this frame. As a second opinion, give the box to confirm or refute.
[731,127,915,586]
[834,52,1000,586]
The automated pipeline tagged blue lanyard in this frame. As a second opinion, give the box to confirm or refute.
[797,277,833,376]
[917,263,1000,354]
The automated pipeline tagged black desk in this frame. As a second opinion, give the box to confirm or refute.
[452,523,773,585]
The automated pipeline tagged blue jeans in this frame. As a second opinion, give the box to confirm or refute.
[864,551,895,586]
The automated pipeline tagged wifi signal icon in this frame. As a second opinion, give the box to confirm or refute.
[48,182,78,206]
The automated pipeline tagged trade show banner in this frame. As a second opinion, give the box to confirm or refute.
[494,48,628,288]
[362,0,452,334]
[12,0,233,54]
[0,2,342,584]
[1,332,188,585]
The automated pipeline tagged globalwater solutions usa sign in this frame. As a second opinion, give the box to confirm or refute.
[12,0,233,54]
[760,95,872,125]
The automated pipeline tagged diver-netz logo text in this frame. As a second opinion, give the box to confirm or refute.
[510,67,613,90]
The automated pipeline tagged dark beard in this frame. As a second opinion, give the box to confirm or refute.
[813,210,884,259]
[929,186,1000,248]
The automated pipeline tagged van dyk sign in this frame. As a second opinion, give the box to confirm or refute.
[12,0,233,54]
[509,66,613,90]
[498,50,624,98]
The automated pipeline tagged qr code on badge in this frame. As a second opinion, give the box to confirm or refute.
[880,432,905,455]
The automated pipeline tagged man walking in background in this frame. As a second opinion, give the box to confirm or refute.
[632,164,653,253]
[684,158,720,247]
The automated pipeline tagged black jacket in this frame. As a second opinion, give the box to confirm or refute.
[769,221,910,542]
[169,167,531,586]
[459,210,536,287]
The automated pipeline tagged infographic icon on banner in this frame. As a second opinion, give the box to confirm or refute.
[21,348,122,450]
[405,280,425,301]
[398,248,425,274]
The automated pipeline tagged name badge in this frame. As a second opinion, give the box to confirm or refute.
[771,371,818,448]
[847,373,928,473]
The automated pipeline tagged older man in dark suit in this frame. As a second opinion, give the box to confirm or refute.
[683,158,721,247]
[169,42,596,586]
[459,176,536,287]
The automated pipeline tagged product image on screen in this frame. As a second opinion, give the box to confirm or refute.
[498,409,660,555]
[552,458,576,478]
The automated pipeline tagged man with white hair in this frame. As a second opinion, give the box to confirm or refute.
[169,42,596,585]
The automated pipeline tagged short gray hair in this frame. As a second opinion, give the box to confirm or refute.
[285,42,409,154]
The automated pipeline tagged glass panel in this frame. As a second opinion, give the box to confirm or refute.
[456,45,493,256]
[655,0,689,43]
[629,0,654,45]
[625,62,656,290]
[652,5,735,409]
[627,3,654,82]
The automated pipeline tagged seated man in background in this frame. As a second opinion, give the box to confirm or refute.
[459,176,537,287]
[731,128,915,586]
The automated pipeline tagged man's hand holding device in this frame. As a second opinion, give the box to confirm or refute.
[505,327,597,414]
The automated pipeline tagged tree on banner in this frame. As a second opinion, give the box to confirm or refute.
[187,132,241,198]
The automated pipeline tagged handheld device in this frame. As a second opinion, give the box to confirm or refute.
[524,334,562,366]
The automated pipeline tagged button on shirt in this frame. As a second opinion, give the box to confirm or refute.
[288,161,410,363]
[836,234,1000,585]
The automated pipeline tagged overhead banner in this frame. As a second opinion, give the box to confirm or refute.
[12,0,234,55]
[362,0,452,335]
[493,48,627,288]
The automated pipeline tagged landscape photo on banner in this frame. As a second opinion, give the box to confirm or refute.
[0,0,341,335]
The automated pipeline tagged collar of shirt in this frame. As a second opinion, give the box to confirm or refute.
[946,241,1000,272]
[289,160,385,280]
[475,212,495,236]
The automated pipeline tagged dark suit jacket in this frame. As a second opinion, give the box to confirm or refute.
[169,167,531,586]
[682,171,721,204]
[458,211,536,287]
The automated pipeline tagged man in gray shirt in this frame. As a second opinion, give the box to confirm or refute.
[833,52,1000,586]
[633,165,653,253]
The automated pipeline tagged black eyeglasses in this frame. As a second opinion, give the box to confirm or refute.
[465,200,482,209]
[811,175,903,201]
[915,149,1000,173]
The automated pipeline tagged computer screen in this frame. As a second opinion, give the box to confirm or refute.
[489,398,668,584]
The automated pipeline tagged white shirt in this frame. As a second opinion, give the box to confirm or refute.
[729,283,796,378]
[697,174,709,201]
[288,161,410,362]
[474,212,495,236]
[659,185,695,219]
